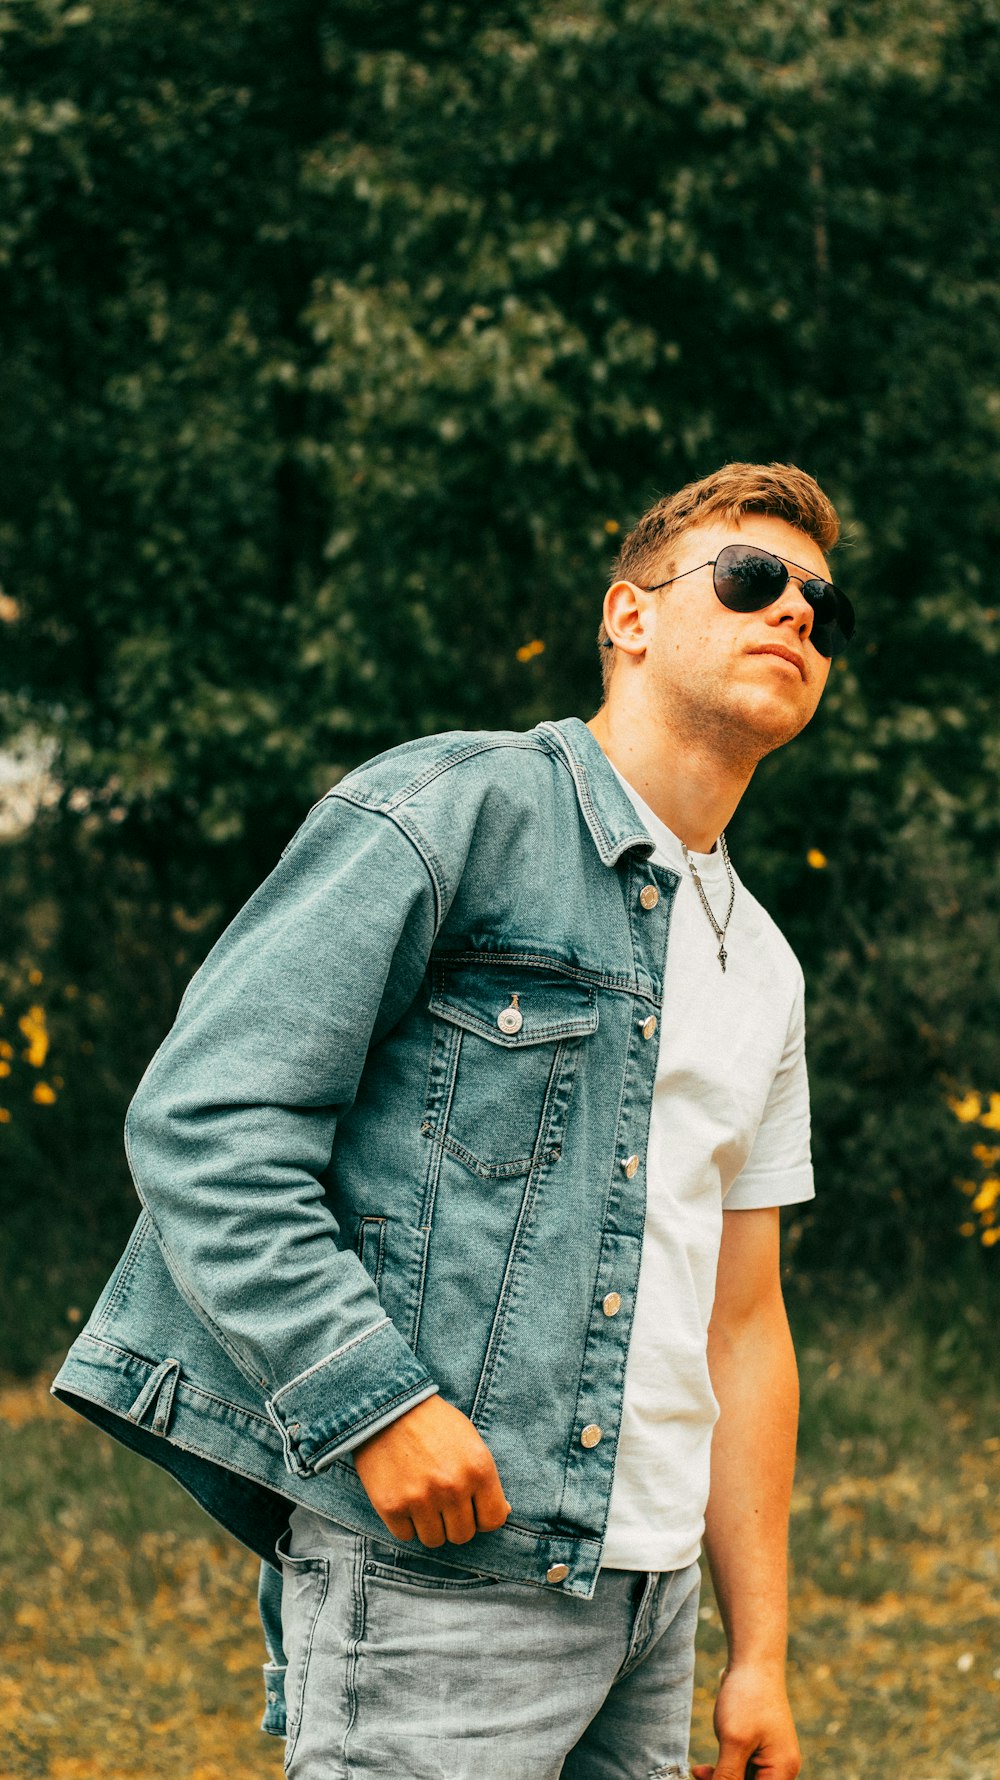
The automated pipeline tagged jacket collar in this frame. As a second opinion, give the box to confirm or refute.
[534,716,657,868]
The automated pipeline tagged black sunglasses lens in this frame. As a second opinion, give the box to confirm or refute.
[714,544,788,611]
[802,581,855,658]
[714,545,855,657]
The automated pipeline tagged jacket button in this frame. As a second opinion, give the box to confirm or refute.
[497,1005,523,1034]
[642,1015,657,1039]
[580,1423,603,1448]
[639,884,659,909]
[546,1562,569,1583]
[622,1153,640,1178]
[602,1292,621,1316]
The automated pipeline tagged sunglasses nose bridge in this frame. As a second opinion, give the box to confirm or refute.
[769,570,818,634]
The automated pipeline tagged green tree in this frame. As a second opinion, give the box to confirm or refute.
[1,0,998,1365]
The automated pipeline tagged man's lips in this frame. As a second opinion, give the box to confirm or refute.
[746,643,806,680]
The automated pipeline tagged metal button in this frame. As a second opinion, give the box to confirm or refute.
[639,884,659,909]
[546,1562,569,1583]
[602,1292,621,1316]
[642,1015,657,1039]
[580,1423,603,1448]
[622,1153,640,1178]
[497,1004,523,1035]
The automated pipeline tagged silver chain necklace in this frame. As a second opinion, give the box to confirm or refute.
[680,831,735,973]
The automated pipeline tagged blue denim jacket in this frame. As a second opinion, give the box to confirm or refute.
[51,714,734,1733]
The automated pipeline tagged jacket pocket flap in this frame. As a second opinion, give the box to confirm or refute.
[428,961,598,1047]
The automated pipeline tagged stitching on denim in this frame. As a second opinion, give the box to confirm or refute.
[432,948,646,997]
[67,1334,275,1425]
[304,1379,437,1469]
[422,1123,537,1180]
[536,721,658,865]
[469,1039,564,1428]
[268,1319,391,1406]
[427,975,598,1047]
[54,1373,297,1495]
[88,1210,149,1334]
[123,1186,267,1388]
[368,734,550,811]
[344,1516,370,1770]
[282,1556,330,1772]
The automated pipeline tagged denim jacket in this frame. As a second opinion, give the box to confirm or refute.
[50,714,785,1737]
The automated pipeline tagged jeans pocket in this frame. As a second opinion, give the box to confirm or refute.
[364,1534,503,1590]
[276,1527,331,1772]
[424,960,597,1177]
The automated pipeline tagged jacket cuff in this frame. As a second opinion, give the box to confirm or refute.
[264,1316,440,1478]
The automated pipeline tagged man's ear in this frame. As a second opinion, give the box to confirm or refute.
[603,579,650,660]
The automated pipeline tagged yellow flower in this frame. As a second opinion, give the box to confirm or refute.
[27,968,43,985]
[958,1221,976,1237]
[0,1061,9,1078]
[0,1041,12,1059]
[971,1178,1000,1214]
[982,1227,1000,1247]
[806,848,828,869]
[979,1093,1000,1131]
[972,1143,1000,1166]
[604,519,620,534]
[515,639,546,662]
[31,1081,57,1105]
[948,1091,983,1124]
[18,1004,48,1067]
[0,1108,10,1123]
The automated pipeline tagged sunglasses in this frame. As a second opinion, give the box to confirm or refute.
[605,543,855,659]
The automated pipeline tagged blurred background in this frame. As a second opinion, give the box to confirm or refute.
[1,2,997,1775]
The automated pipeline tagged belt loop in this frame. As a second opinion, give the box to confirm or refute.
[126,1357,181,1436]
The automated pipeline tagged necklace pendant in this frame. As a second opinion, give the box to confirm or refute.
[718,946,727,973]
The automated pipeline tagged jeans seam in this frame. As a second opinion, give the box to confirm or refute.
[342,1532,368,1778]
[283,1557,330,1773]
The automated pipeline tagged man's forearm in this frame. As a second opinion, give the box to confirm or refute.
[702,1293,800,1671]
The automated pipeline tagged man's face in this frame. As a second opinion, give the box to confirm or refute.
[605,514,835,758]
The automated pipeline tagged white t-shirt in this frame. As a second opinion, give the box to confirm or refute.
[599,762,815,1573]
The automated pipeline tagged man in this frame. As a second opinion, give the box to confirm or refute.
[51,460,854,1779]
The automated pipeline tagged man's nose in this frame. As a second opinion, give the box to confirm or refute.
[769,577,816,636]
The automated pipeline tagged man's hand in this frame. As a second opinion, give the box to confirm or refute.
[691,1662,801,1780]
[351,1394,512,1547]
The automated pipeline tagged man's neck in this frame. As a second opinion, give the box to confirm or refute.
[585,707,755,854]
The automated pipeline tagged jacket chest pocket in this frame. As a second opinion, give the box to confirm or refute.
[421,960,598,1178]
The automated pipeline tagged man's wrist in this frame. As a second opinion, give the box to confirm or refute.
[722,1648,788,1678]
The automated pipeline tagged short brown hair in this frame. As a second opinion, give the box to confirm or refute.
[597,461,841,700]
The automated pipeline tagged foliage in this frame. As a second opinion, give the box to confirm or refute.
[1,0,999,1361]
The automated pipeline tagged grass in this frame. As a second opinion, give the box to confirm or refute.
[1,1284,997,1779]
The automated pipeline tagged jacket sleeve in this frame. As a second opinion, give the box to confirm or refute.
[123,791,443,1479]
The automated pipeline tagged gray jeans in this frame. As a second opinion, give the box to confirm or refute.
[278,1502,701,1779]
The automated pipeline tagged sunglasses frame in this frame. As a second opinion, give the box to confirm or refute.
[602,542,855,659]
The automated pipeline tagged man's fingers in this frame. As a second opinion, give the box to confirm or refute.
[472,1478,512,1534]
[706,1743,757,1780]
[442,1498,479,1544]
[410,1508,449,1547]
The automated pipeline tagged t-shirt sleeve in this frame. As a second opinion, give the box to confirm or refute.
[723,966,815,1210]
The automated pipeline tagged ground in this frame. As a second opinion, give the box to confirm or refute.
[1,1304,997,1779]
